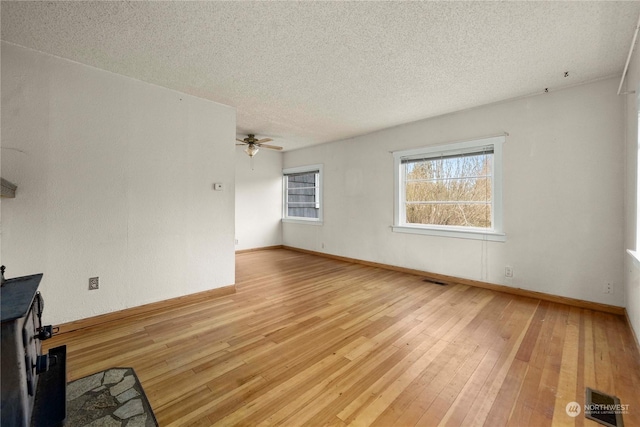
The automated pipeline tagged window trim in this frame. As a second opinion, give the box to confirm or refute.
[392,136,505,242]
[629,88,640,265]
[282,164,323,224]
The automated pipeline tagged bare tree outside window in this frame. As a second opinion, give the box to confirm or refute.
[404,151,492,228]
[393,137,504,240]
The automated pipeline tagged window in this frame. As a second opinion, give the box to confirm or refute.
[628,93,640,265]
[283,164,323,223]
[393,136,505,241]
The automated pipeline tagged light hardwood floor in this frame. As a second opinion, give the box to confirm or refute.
[45,249,640,426]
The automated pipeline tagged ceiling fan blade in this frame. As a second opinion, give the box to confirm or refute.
[236,138,246,143]
[256,143,283,150]
[256,138,273,144]
[236,143,246,146]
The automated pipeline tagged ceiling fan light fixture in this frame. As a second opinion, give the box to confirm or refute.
[245,144,259,157]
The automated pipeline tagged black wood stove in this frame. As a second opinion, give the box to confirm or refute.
[1,267,67,426]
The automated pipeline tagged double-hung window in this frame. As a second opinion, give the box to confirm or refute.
[283,164,323,223]
[393,136,505,241]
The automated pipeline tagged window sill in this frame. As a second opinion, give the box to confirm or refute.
[282,218,323,226]
[627,249,640,268]
[392,225,506,242]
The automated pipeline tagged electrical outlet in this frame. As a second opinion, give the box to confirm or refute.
[504,266,514,278]
[89,277,99,290]
[604,283,613,294]
[235,239,239,245]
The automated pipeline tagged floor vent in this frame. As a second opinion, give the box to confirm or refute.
[585,387,625,427]
[423,278,447,286]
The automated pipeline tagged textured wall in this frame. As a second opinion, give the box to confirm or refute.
[284,78,625,307]
[1,42,236,325]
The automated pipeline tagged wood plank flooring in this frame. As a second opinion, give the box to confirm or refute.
[45,249,640,426]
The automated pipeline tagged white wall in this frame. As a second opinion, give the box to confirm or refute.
[1,42,236,325]
[235,149,282,251]
[624,45,640,340]
[284,78,625,307]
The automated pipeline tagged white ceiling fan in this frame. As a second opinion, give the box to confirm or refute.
[236,134,283,157]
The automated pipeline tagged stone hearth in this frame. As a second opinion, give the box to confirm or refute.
[66,368,157,426]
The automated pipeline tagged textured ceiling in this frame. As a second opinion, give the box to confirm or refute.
[2,1,640,151]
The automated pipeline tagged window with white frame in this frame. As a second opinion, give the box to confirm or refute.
[283,164,323,222]
[630,95,640,264]
[393,136,505,241]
